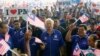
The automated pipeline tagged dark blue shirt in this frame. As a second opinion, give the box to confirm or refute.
[19,37,39,56]
[41,29,64,56]
[9,28,25,48]
[72,35,89,53]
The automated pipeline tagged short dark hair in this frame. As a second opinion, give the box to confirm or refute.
[14,20,20,23]
[0,22,7,28]
[90,23,96,26]
[79,24,87,30]
[89,34,98,42]
[96,40,100,49]
[69,19,75,24]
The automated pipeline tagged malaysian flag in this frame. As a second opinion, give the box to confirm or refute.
[35,37,43,44]
[27,14,45,30]
[5,33,10,42]
[79,14,89,23]
[73,43,81,56]
[0,39,10,55]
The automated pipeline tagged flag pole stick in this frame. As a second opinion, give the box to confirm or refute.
[26,20,28,32]
[5,17,11,42]
[73,19,80,25]
[9,49,20,56]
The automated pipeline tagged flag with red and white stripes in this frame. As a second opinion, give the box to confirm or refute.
[0,39,10,55]
[5,33,10,42]
[79,14,89,23]
[27,14,45,30]
[73,43,81,56]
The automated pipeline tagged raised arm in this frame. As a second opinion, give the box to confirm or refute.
[65,24,75,42]
[24,31,31,56]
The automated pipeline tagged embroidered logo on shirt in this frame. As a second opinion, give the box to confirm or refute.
[54,35,57,39]
[20,31,24,35]
[53,35,59,41]
[44,37,47,40]
[32,43,36,46]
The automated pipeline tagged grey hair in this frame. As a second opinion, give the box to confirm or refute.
[45,18,54,25]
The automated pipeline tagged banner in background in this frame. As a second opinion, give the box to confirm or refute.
[4,8,28,17]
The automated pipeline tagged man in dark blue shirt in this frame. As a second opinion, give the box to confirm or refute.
[19,27,45,56]
[9,20,25,49]
[0,22,12,56]
[19,37,40,56]
[86,23,97,36]
[41,18,64,56]
[66,24,89,55]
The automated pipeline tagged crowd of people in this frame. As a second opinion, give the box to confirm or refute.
[0,2,100,56]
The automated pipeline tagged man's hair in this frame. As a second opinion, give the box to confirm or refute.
[69,19,75,24]
[0,22,7,29]
[79,24,87,30]
[89,34,98,42]
[90,23,96,26]
[45,18,54,25]
[96,40,100,49]
[14,20,20,23]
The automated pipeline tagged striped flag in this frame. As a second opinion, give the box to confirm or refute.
[79,14,89,23]
[35,37,43,44]
[5,33,10,42]
[94,49,100,56]
[0,39,10,55]
[73,43,81,56]
[27,14,45,30]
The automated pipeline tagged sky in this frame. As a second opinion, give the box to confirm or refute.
[0,0,100,7]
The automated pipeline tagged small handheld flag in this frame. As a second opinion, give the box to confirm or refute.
[73,43,81,56]
[79,14,89,23]
[0,39,10,55]
[35,37,43,44]
[27,14,45,30]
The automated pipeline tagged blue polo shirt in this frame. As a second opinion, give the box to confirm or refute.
[9,28,25,48]
[41,29,64,56]
[19,37,39,56]
[72,35,89,53]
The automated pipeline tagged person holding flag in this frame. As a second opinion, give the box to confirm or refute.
[8,20,25,50]
[65,24,89,56]
[0,22,12,56]
[18,27,45,56]
[80,34,98,56]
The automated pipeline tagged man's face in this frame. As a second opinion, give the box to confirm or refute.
[45,21,53,31]
[78,27,86,36]
[54,20,59,27]
[88,36,95,47]
[0,24,8,34]
[90,25,96,31]
[96,30,100,36]
[14,22,20,29]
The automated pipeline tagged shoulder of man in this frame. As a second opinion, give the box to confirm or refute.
[54,29,62,34]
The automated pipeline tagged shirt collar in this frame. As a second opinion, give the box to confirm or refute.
[45,29,55,36]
